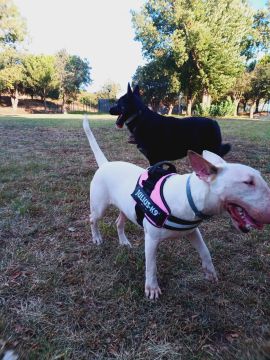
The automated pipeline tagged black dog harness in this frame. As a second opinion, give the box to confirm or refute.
[131,162,211,231]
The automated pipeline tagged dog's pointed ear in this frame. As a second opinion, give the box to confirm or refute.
[127,83,132,96]
[133,85,140,96]
[188,150,218,183]
[203,150,226,166]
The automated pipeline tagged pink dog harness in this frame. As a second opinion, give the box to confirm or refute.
[131,162,206,231]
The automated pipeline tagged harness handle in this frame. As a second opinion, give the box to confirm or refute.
[142,161,177,194]
[147,161,177,177]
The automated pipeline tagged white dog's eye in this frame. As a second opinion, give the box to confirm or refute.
[244,179,254,186]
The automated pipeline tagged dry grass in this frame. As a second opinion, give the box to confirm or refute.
[0,115,270,359]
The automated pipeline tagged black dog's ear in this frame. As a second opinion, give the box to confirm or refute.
[127,83,132,96]
[133,85,140,96]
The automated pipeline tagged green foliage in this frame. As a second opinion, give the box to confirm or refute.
[249,62,270,101]
[194,103,211,117]
[0,6,92,111]
[64,55,91,93]
[0,47,92,111]
[96,81,121,100]
[229,71,252,100]
[55,49,92,107]
[22,54,58,100]
[195,98,235,117]
[0,49,23,97]
[241,9,270,61]
[258,54,270,65]
[132,0,255,107]
[210,99,236,117]
[0,63,23,92]
[0,0,27,48]
[132,57,180,108]
[79,91,98,107]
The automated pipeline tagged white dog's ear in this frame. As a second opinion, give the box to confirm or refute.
[133,85,140,96]
[188,150,219,183]
[202,150,226,166]
[127,83,132,96]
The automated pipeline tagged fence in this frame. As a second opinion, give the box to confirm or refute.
[68,102,97,113]
[98,99,115,113]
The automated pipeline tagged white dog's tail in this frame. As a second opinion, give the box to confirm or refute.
[83,116,108,167]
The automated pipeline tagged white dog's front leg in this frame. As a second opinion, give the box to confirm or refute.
[144,233,161,299]
[187,228,218,283]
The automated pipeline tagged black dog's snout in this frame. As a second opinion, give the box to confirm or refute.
[109,105,119,115]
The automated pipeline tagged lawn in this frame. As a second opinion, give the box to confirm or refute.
[0,114,270,359]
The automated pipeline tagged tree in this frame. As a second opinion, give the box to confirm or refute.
[229,71,252,116]
[132,0,254,115]
[97,80,121,100]
[0,0,27,110]
[241,8,270,61]
[0,0,27,48]
[132,57,180,114]
[56,50,92,113]
[246,62,270,118]
[0,48,23,110]
[23,54,59,111]
[79,91,98,108]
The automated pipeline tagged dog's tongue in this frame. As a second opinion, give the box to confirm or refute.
[228,204,264,232]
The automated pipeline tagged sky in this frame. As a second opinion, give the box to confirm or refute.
[14,0,267,96]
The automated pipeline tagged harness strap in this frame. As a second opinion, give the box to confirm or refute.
[186,175,211,220]
[134,162,174,227]
[134,162,176,227]
[132,162,205,231]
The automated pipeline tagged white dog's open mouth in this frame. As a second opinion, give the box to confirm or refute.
[226,203,264,233]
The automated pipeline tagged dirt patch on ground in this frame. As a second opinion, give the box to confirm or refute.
[0,96,61,114]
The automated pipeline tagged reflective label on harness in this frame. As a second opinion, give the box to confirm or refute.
[131,184,167,226]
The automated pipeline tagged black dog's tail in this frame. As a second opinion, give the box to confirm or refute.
[219,143,231,157]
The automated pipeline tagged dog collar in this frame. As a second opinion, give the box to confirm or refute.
[125,113,139,126]
[186,175,212,220]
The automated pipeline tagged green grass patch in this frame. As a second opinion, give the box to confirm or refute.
[0,113,115,129]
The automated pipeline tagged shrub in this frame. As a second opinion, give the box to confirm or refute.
[210,99,235,117]
[194,103,211,116]
[195,99,235,117]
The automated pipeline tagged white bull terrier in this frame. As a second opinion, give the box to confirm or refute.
[83,117,270,299]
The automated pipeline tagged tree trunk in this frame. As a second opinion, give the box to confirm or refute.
[255,98,260,113]
[233,99,240,117]
[186,96,195,116]
[42,94,47,112]
[10,88,19,112]
[249,102,256,119]
[202,88,211,108]
[62,94,67,114]
[237,101,241,116]
[167,104,174,115]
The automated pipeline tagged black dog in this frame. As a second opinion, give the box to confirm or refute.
[110,84,231,165]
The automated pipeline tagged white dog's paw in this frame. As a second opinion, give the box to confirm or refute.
[92,233,103,245]
[119,235,132,247]
[145,284,162,300]
[202,261,218,283]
